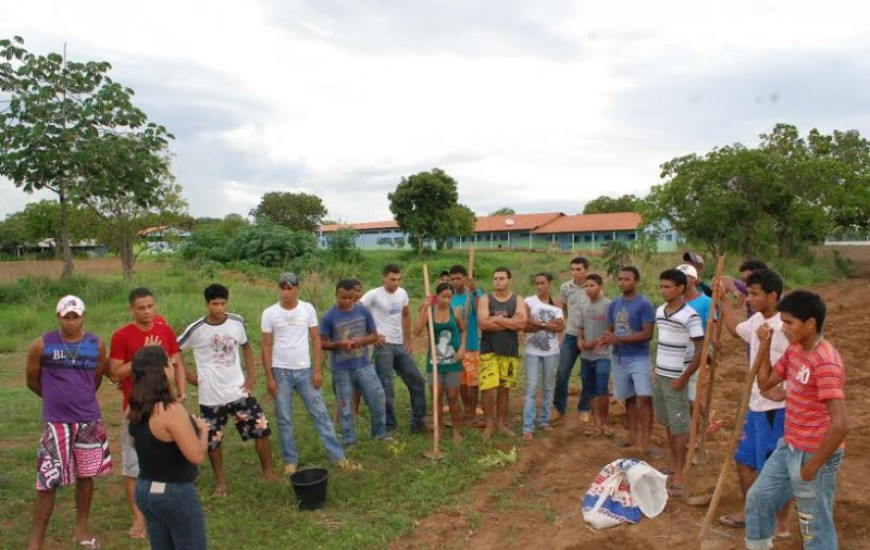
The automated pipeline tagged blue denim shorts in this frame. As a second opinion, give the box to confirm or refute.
[612,355,652,399]
[735,409,785,471]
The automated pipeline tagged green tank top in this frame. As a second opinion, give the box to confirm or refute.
[426,305,463,373]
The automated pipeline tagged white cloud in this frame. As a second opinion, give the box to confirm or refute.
[2,0,869,222]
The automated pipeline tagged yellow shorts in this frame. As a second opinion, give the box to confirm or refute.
[479,353,519,391]
[460,351,480,387]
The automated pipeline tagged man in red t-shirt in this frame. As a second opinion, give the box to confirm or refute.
[109,287,187,540]
[746,290,849,550]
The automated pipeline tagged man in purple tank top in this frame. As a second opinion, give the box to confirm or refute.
[25,296,112,550]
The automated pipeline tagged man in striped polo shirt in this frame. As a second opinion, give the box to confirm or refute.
[652,269,704,497]
[747,290,849,550]
[26,296,112,550]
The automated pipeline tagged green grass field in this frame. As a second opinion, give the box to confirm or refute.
[0,250,850,549]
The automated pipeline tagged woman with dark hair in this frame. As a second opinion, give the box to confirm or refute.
[413,282,467,442]
[128,346,208,550]
[522,272,565,440]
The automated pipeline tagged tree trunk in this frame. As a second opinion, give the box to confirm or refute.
[59,181,75,279]
[120,224,134,282]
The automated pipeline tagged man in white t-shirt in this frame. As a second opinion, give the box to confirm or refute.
[716,269,790,537]
[361,264,426,433]
[261,273,351,475]
[179,284,277,495]
[653,269,704,496]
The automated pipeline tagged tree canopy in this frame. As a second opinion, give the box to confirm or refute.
[249,191,327,232]
[0,36,174,278]
[388,168,476,251]
[644,123,870,257]
[489,206,515,216]
[583,194,642,214]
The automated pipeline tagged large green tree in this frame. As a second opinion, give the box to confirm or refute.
[388,168,476,251]
[0,199,98,252]
[82,180,187,281]
[0,36,173,278]
[583,194,642,214]
[489,206,515,216]
[645,124,870,257]
[250,191,327,232]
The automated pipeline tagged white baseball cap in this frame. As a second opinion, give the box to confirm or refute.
[676,264,698,279]
[56,295,86,316]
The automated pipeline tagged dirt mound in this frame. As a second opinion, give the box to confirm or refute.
[392,278,870,550]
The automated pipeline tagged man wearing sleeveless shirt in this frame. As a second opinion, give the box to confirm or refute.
[26,296,112,550]
[478,267,528,440]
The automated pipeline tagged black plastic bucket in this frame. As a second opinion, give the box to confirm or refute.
[289,467,329,510]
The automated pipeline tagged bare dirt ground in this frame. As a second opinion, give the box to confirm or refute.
[393,276,870,549]
[0,258,167,282]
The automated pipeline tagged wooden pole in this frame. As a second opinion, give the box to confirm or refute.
[463,246,476,325]
[697,305,724,463]
[422,264,442,459]
[699,349,766,540]
[684,255,726,474]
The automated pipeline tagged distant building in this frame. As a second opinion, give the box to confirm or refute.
[318,212,679,252]
[137,226,191,254]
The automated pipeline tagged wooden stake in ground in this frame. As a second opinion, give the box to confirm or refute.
[463,246,475,326]
[696,304,724,465]
[699,349,766,543]
[422,264,443,460]
[683,255,726,506]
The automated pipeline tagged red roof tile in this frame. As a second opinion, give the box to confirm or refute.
[473,212,564,232]
[532,212,641,234]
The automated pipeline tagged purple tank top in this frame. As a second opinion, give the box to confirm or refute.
[41,331,101,422]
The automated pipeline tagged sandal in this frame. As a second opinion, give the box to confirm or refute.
[643,447,664,460]
[718,514,746,528]
[128,525,147,540]
[74,537,102,549]
[667,484,684,497]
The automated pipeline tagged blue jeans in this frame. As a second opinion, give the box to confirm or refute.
[373,343,426,431]
[580,358,611,399]
[553,334,590,414]
[523,353,557,434]
[272,368,345,465]
[134,479,207,550]
[745,439,844,550]
[333,364,387,444]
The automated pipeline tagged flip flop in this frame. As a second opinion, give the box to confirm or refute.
[667,484,684,498]
[718,514,746,528]
[643,448,664,460]
[74,537,101,549]
[128,525,147,540]
[613,438,633,448]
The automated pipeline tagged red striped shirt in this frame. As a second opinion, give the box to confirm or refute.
[774,339,845,453]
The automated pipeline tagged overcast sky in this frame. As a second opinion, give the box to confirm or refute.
[2,0,869,222]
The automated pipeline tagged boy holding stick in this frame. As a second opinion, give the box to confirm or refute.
[746,290,849,550]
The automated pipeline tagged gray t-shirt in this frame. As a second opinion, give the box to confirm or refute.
[560,280,589,336]
[579,296,612,361]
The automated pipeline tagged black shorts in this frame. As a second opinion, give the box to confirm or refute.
[200,395,271,451]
